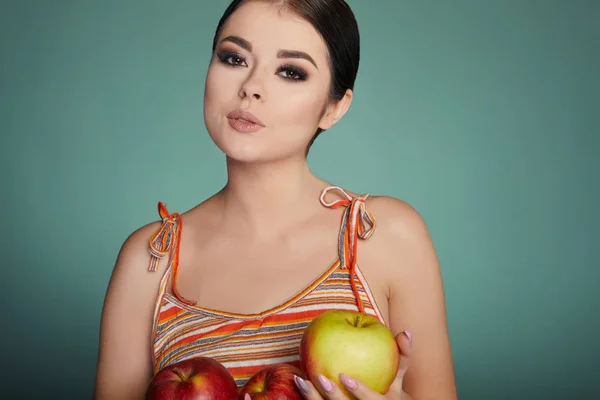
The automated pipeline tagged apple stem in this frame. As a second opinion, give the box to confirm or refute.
[173,368,187,382]
[353,315,361,327]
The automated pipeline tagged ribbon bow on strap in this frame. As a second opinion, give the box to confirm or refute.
[148,202,196,306]
[320,186,376,313]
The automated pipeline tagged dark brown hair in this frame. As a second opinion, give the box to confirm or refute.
[211,0,360,155]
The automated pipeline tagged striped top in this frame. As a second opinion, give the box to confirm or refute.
[147,186,386,387]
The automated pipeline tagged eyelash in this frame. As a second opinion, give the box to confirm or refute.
[216,51,308,82]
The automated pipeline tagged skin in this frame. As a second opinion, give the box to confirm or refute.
[93,2,458,399]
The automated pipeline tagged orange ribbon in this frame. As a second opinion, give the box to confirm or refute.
[148,202,195,306]
[320,186,376,313]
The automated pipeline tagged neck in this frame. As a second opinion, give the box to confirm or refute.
[216,155,327,239]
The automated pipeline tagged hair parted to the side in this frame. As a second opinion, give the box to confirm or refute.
[211,0,361,155]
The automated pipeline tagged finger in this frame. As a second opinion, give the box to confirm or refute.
[338,373,385,399]
[396,330,413,375]
[245,394,251,400]
[295,374,351,400]
[383,330,414,397]
[314,374,351,400]
[294,374,325,400]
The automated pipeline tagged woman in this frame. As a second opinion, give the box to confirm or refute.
[94,1,458,399]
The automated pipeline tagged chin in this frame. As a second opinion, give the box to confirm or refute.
[204,114,312,165]
[208,132,264,162]
[223,145,272,164]
[204,122,251,159]
[209,130,304,165]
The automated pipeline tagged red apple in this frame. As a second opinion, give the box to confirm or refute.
[238,363,306,400]
[146,356,238,400]
[299,310,400,398]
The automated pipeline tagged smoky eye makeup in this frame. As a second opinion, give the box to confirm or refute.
[277,64,308,82]
[215,46,309,82]
[216,49,247,67]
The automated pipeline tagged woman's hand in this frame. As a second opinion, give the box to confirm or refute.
[293,331,413,400]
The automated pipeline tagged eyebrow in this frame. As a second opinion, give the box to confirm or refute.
[219,35,318,69]
[220,35,252,51]
[277,50,318,69]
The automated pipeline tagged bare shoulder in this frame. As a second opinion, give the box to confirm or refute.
[94,218,166,400]
[366,195,430,243]
[363,195,435,275]
[365,194,440,286]
[366,195,458,399]
[104,219,167,302]
[113,220,165,278]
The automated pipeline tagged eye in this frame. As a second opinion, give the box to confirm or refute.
[277,65,308,82]
[217,51,247,67]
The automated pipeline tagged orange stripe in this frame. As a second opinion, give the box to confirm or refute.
[261,308,328,325]
[174,319,262,346]
[158,304,180,322]
[201,341,297,357]
[207,348,297,363]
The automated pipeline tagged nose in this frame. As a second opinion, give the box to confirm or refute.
[239,70,266,102]
[239,88,261,100]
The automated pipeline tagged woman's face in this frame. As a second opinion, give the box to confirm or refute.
[203,1,337,163]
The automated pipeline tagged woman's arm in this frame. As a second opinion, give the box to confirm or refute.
[93,223,163,400]
[372,197,458,400]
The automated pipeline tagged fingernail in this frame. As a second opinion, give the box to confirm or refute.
[403,330,412,344]
[294,375,310,394]
[340,373,358,390]
[318,374,334,393]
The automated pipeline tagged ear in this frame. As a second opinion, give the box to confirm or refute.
[318,89,354,130]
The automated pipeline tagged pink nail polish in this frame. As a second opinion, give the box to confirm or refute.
[403,330,412,344]
[340,373,358,390]
[318,374,333,393]
[294,375,310,394]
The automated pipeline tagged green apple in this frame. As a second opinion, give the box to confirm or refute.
[299,310,399,398]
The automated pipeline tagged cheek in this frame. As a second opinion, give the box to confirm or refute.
[203,64,240,135]
[272,85,328,130]
[204,65,228,115]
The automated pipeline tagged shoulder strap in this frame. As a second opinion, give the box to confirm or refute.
[320,186,376,313]
[148,201,196,306]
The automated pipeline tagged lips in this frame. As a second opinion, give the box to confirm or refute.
[226,109,265,126]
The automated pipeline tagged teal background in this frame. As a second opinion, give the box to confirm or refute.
[1,0,598,398]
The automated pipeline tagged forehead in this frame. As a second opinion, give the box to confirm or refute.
[218,1,328,61]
